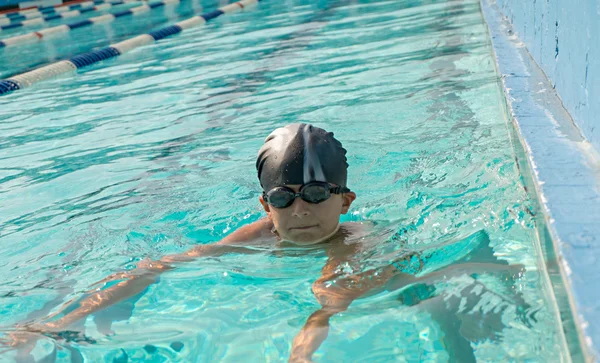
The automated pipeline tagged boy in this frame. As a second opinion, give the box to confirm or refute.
[11,123,523,362]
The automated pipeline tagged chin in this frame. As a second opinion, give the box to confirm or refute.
[285,231,326,245]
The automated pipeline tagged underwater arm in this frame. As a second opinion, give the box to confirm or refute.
[25,218,274,333]
[160,218,273,262]
[289,257,523,361]
[290,262,414,362]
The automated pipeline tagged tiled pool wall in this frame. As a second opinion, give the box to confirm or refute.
[495,0,600,151]
[481,0,600,361]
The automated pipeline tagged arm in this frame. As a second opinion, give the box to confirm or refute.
[160,218,273,263]
[28,218,273,333]
[290,259,412,362]
[289,257,524,362]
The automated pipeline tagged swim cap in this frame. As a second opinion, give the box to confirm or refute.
[256,123,348,191]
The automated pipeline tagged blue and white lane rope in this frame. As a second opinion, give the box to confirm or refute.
[0,0,258,96]
[0,5,78,21]
[0,0,138,24]
[0,0,141,31]
[0,0,178,47]
[0,0,140,25]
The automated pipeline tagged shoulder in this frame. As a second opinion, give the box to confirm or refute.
[220,218,274,245]
[338,221,373,240]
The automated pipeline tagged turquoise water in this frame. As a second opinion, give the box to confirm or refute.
[0,0,572,361]
[0,0,203,78]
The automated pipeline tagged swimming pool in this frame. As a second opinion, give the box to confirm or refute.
[0,0,577,361]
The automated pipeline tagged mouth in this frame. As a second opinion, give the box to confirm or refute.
[290,225,318,230]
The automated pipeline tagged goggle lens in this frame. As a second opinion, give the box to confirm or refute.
[267,187,300,208]
[265,183,347,208]
[301,184,330,203]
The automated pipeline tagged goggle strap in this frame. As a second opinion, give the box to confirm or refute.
[330,186,351,194]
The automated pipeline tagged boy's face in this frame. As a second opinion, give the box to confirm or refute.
[260,184,356,245]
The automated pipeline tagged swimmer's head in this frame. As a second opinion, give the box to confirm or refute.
[256,123,356,245]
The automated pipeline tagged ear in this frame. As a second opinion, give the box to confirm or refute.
[259,195,271,214]
[340,192,356,214]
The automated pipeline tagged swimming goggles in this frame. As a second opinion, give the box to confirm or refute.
[263,182,351,209]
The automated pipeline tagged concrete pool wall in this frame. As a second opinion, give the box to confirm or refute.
[495,0,599,151]
[481,0,600,361]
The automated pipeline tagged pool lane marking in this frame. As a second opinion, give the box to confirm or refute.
[0,0,143,24]
[0,0,178,46]
[0,0,259,95]
[0,0,142,32]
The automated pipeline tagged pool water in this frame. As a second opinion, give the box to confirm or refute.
[0,0,573,361]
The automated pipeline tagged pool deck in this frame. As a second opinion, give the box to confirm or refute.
[481,0,600,361]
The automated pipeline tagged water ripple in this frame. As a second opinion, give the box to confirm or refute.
[0,0,566,361]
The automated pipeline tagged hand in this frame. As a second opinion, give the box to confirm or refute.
[0,330,36,349]
[0,322,59,352]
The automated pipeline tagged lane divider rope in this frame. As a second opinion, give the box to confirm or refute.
[0,0,179,47]
[0,2,95,20]
[0,0,143,31]
[0,0,259,96]
[0,0,140,23]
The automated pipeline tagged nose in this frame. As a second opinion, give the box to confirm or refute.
[290,197,311,217]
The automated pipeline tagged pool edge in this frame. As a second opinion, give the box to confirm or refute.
[479,0,600,361]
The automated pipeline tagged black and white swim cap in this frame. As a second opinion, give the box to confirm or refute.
[256,123,348,191]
